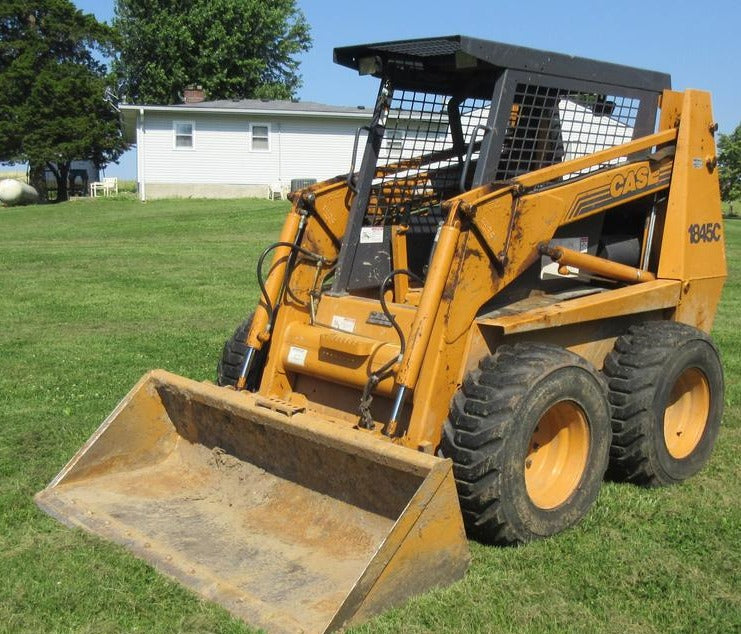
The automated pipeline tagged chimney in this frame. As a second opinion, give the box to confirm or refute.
[183,85,205,104]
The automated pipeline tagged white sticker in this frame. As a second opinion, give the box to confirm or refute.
[360,226,384,244]
[331,315,356,332]
[541,237,588,280]
[287,346,307,366]
[692,157,704,169]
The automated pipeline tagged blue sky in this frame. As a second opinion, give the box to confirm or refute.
[7,0,741,178]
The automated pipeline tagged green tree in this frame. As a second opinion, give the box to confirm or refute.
[0,1,126,201]
[718,123,741,202]
[113,0,311,105]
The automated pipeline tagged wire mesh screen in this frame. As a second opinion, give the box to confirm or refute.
[366,91,491,228]
[497,83,640,180]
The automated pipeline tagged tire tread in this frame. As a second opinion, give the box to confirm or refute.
[602,321,720,486]
[441,343,608,544]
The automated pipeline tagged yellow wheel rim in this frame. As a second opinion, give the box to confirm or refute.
[525,401,590,510]
[663,368,710,459]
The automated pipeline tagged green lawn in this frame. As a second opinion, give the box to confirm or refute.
[1,198,738,633]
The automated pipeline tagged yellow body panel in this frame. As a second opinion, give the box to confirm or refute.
[476,280,681,334]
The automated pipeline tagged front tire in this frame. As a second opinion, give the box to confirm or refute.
[216,314,267,389]
[603,321,724,486]
[441,343,612,544]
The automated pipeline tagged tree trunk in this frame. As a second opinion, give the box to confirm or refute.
[56,162,70,202]
[28,163,47,202]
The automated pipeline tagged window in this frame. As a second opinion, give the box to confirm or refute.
[382,131,405,158]
[251,124,270,151]
[173,121,194,149]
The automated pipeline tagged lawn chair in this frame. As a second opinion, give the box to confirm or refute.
[103,177,118,195]
[89,177,118,197]
[269,182,286,200]
[89,180,104,197]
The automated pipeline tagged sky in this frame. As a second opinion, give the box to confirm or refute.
[6,0,741,178]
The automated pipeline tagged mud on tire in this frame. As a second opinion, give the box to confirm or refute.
[603,321,724,486]
[441,343,612,545]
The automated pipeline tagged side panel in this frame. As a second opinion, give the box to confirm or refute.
[657,90,726,282]
[674,277,726,333]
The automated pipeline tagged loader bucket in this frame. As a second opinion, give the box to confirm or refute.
[35,370,470,633]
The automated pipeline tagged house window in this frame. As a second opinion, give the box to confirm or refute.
[173,121,194,149]
[383,131,405,158]
[251,124,270,151]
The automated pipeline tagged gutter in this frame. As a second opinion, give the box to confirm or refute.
[120,104,371,121]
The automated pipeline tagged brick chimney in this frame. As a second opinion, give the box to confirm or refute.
[183,85,205,103]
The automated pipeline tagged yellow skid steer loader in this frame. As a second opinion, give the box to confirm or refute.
[37,36,726,633]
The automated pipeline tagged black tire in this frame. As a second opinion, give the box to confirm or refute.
[603,321,724,486]
[216,314,267,389]
[441,343,612,545]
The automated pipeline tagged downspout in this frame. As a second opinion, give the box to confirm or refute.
[137,108,146,201]
[277,122,283,190]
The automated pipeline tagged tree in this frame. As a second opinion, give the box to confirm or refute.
[718,123,741,202]
[113,0,311,105]
[0,1,127,201]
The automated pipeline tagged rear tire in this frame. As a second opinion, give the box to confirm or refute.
[216,314,267,389]
[441,343,611,545]
[603,321,724,486]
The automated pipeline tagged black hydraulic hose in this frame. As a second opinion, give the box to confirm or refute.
[256,241,330,330]
[358,268,424,429]
[378,268,424,370]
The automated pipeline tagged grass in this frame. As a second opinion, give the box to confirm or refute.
[723,199,740,218]
[1,198,739,633]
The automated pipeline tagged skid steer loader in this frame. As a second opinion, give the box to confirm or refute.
[37,36,726,633]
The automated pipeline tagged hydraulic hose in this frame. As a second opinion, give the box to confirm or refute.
[357,268,423,429]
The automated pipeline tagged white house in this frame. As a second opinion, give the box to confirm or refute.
[120,97,371,200]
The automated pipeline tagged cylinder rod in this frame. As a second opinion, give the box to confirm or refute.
[539,243,656,283]
[385,385,408,436]
[235,346,256,391]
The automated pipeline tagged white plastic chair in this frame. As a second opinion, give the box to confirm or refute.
[90,177,118,197]
[269,182,286,200]
[103,177,118,195]
[89,180,105,197]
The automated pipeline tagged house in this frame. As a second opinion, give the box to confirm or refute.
[120,93,371,200]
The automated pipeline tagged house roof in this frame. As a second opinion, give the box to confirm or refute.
[119,99,372,143]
